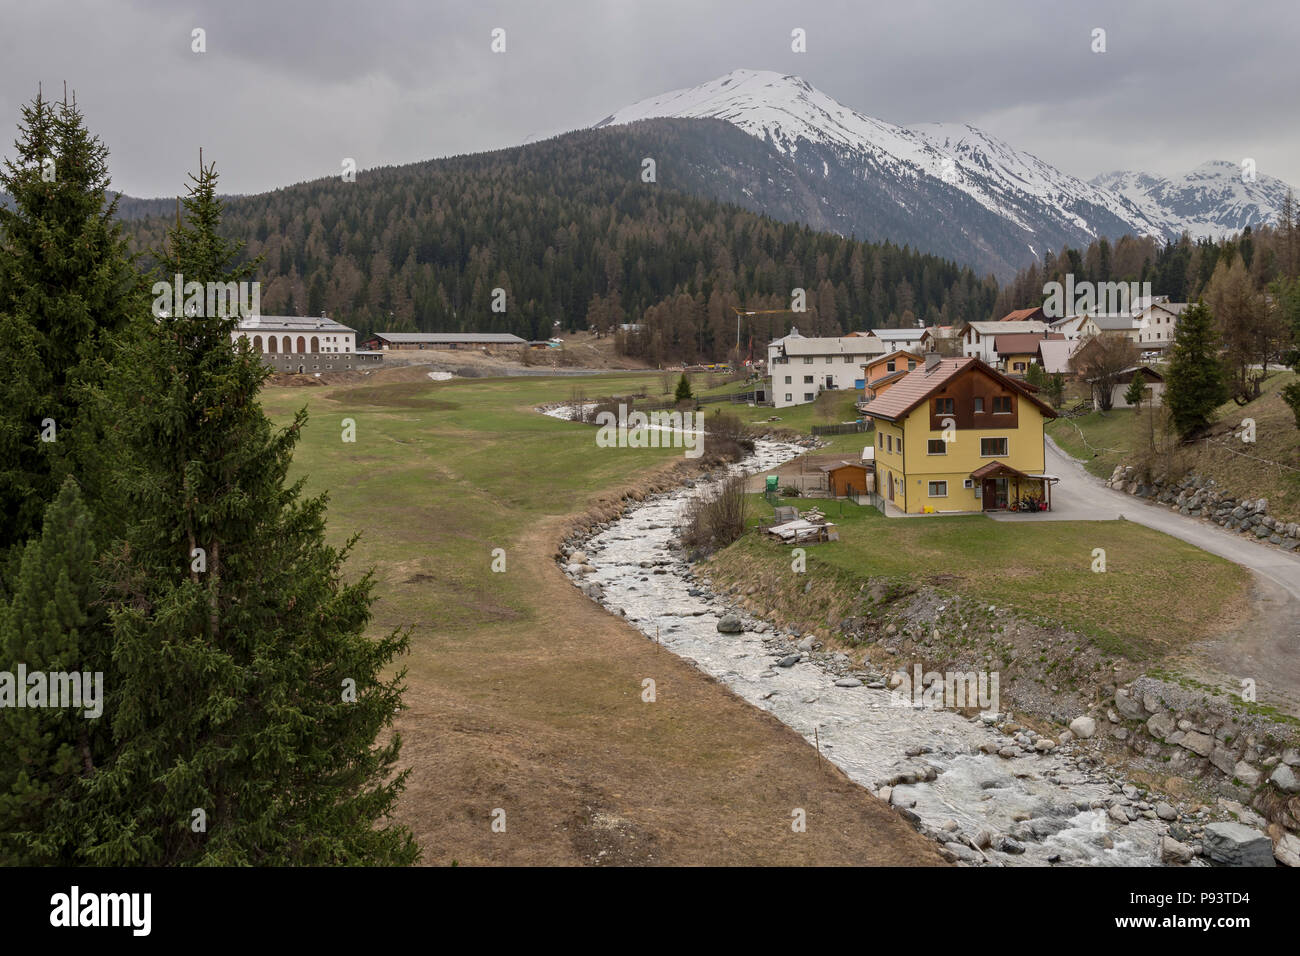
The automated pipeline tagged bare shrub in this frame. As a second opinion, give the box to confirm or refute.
[680,476,750,555]
[703,409,755,461]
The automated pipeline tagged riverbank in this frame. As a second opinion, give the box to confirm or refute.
[260,371,948,865]
[554,429,1299,865]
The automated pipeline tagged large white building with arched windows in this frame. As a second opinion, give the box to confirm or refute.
[230,315,382,373]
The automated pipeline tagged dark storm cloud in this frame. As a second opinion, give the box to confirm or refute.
[3,0,1297,197]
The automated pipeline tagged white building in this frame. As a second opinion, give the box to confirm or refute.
[872,328,933,354]
[230,315,378,373]
[768,326,883,408]
[1134,302,1188,353]
[960,319,1048,363]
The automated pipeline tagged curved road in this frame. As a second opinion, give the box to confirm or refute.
[991,438,1300,712]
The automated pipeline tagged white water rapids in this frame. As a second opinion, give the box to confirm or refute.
[546,405,1180,866]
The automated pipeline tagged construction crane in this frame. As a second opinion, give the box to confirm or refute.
[732,307,802,367]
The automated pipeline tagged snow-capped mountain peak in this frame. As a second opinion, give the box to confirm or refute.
[591,70,1294,276]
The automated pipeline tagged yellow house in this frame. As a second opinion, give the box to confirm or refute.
[862,356,1059,514]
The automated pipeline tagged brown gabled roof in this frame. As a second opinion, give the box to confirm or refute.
[866,368,909,388]
[999,307,1045,322]
[858,356,1058,422]
[994,332,1062,354]
[971,461,1029,480]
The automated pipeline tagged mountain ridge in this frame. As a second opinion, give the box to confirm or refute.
[594,69,1294,277]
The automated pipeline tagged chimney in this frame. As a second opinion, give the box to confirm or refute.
[925,352,941,371]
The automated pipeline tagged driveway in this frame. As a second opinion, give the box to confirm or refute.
[991,439,1300,714]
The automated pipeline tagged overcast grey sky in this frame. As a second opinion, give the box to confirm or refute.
[3,0,1298,198]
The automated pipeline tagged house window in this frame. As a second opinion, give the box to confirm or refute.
[887,435,893,452]
[878,432,883,449]
[992,396,1012,414]
[1013,362,1026,372]
[974,397,984,413]
[784,375,792,384]
[785,393,793,402]
[935,397,954,415]
[897,437,903,454]
[804,357,814,364]
[928,481,948,497]
[844,356,853,363]
[907,360,916,370]
[804,375,814,384]
[927,439,946,455]
[804,393,814,402]
[981,437,1008,457]
[886,360,896,372]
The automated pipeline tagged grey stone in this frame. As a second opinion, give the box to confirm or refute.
[1274,831,1300,867]
[1147,712,1177,741]
[1069,716,1096,739]
[1181,731,1214,757]
[996,836,1025,854]
[1114,689,1146,720]
[1161,836,1194,864]
[716,614,744,634]
[1202,822,1275,867]
[1210,746,1238,776]
[1269,764,1300,793]
[1233,761,1262,787]
[1155,802,1177,821]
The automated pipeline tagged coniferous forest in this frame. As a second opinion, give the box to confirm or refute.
[0,90,418,866]
[117,119,1002,364]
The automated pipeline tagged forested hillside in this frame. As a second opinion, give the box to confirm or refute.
[119,119,999,364]
[993,200,1300,314]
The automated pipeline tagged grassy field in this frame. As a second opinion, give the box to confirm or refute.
[738,493,1249,660]
[1048,370,1300,522]
[259,369,945,866]
[759,389,870,455]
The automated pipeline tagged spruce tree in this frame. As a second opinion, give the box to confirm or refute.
[1124,370,1147,409]
[0,88,143,555]
[82,160,417,865]
[1164,302,1227,438]
[675,373,693,403]
[0,479,104,865]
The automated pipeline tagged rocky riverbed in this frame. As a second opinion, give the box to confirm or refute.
[547,416,1214,866]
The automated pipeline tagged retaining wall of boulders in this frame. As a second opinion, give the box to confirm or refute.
[1097,675,1300,865]
[1107,464,1299,550]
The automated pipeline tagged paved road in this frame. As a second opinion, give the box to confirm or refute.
[993,440,1300,598]
[991,439,1300,712]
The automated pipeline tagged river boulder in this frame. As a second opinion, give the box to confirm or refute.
[716,614,743,634]
[1202,822,1275,867]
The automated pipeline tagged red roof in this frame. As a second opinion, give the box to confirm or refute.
[858,356,1058,422]
[999,307,1045,322]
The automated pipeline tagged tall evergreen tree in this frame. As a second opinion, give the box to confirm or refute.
[1124,369,1147,409]
[82,159,417,865]
[1164,302,1227,438]
[0,88,143,556]
[0,480,104,864]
